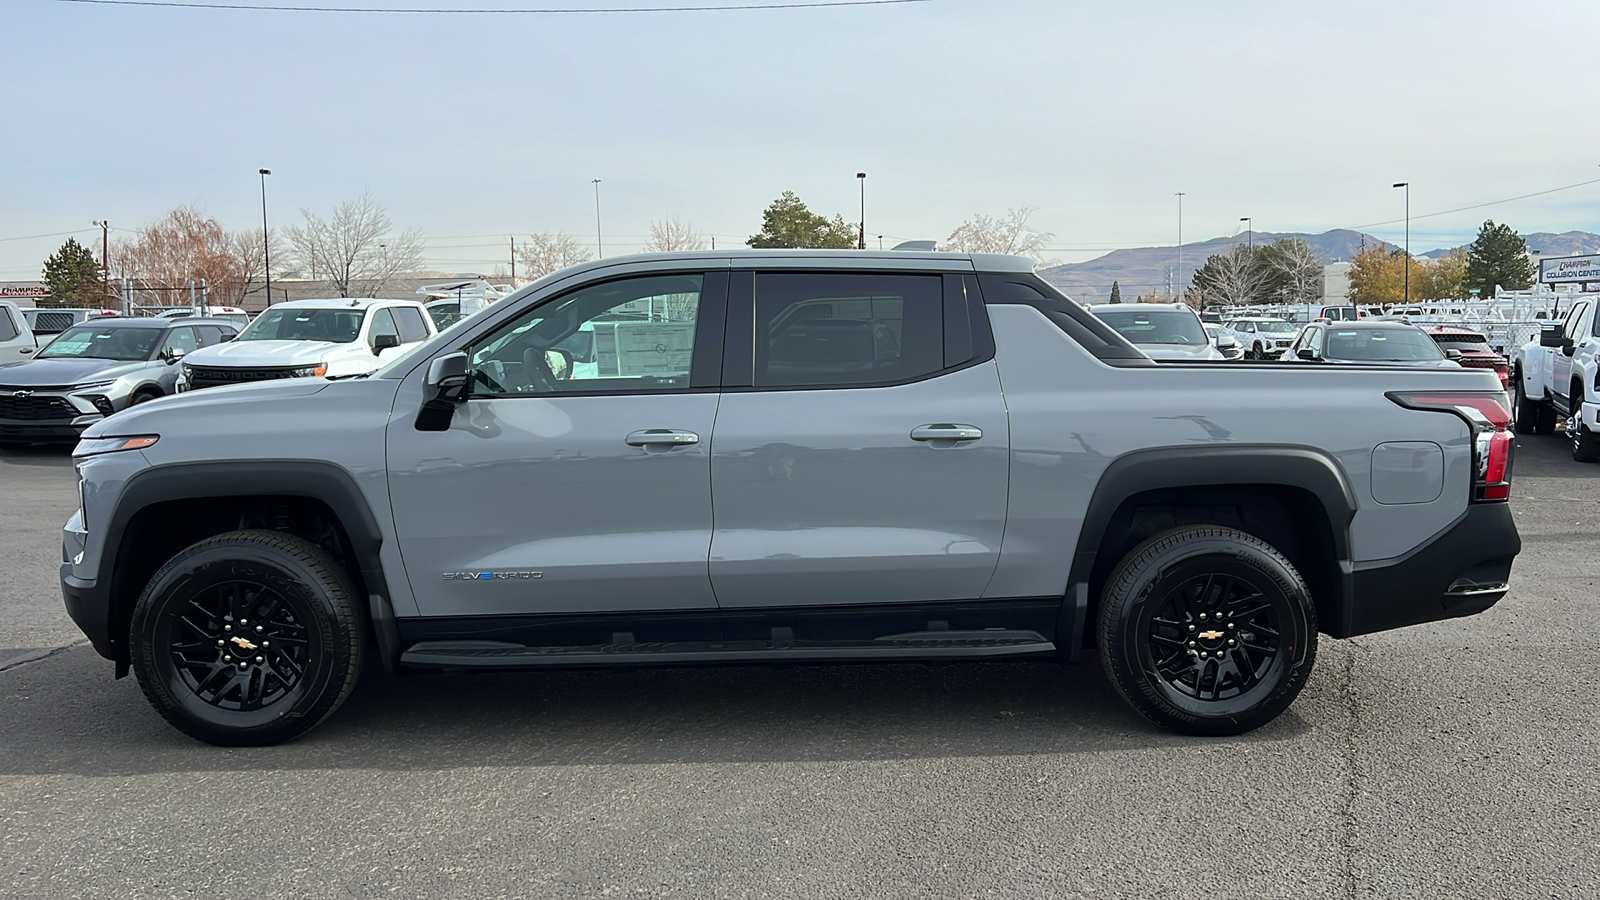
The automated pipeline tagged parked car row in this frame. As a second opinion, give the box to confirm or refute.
[0,298,436,445]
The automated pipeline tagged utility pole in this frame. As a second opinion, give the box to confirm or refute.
[93,220,110,306]
[856,172,867,250]
[591,179,603,257]
[509,235,516,284]
[1393,182,1410,304]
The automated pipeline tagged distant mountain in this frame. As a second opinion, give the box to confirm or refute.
[1419,231,1600,260]
[1038,229,1383,303]
[1039,228,1600,303]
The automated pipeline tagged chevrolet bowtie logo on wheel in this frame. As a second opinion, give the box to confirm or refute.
[229,636,258,651]
[1199,630,1225,640]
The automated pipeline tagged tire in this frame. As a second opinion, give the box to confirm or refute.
[128,389,160,406]
[1251,343,1263,360]
[130,529,364,746]
[1096,525,1317,736]
[1570,388,1600,463]
[1535,400,1558,436]
[1513,372,1538,435]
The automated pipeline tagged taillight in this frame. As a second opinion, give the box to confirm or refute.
[1388,392,1512,502]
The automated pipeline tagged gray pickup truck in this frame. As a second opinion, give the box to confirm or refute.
[59,251,1521,746]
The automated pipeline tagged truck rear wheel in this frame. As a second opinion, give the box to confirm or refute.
[1096,526,1316,736]
[129,530,363,746]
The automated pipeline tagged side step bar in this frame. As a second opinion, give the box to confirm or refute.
[400,629,1056,669]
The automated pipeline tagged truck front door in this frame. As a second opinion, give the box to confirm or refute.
[1555,301,1590,410]
[386,271,727,617]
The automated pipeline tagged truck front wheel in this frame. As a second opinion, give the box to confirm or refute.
[1570,388,1600,463]
[129,530,364,746]
[1096,526,1316,736]
[1514,374,1538,435]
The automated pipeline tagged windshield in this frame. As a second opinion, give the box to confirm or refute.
[36,324,159,361]
[238,307,365,343]
[1326,328,1444,362]
[1095,309,1208,345]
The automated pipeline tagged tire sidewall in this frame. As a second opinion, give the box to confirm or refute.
[131,536,357,745]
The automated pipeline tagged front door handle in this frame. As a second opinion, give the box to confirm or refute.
[625,429,700,447]
[910,424,983,443]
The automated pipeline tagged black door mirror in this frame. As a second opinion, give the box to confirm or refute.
[1297,347,1316,360]
[416,352,469,432]
[1539,324,1564,348]
[1563,338,1577,357]
[1444,349,1462,360]
[373,333,402,353]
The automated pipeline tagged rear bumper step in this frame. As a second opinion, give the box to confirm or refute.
[400,630,1056,668]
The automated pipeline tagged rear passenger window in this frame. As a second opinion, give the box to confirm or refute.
[0,309,17,341]
[754,273,943,387]
[394,306,430,342]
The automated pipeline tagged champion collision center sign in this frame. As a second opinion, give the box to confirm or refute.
[1539,254,1600,284]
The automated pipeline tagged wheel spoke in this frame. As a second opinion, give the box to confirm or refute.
[165,576,311,711]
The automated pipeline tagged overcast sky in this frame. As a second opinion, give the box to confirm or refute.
[4,0,1599,282]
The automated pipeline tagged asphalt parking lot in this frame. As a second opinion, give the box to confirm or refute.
[1,437,1596,899]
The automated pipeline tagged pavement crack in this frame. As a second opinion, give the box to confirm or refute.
[1338,641,1365,899]
[0,640,88,674]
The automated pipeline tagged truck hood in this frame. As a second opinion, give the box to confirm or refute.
[0,356,148,387]
[1139,343,1224,362]
[183,340,342,368]
[80,377,333,438]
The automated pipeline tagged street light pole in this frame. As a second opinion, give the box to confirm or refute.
[1175,192,1185,300]
[591,179,603,257]
[1392,182,1410,304]
[258,169,272,307]
[1240,216,1252,252]
[92,220,110,307]
[856,172,866,250]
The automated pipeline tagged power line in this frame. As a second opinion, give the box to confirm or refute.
[0,229,97,244]
[59,0,929,13]
[1343,177,1600,232]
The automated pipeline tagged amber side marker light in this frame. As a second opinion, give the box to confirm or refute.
[1387,392,1512,502]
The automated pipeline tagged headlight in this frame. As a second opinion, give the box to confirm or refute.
[68,380,116,392]
[72,435,159,457]
[180,363,192,377]
[290,363,328,378]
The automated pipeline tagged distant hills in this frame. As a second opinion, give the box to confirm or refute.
[1038,229,1600,303]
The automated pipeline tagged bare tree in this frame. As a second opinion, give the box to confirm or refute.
[644,217,708,252]
[285,190,425,297]
[1260,237,1324,307]
[1190,244,1269,309]
[112,206,270,308]
[516,231,593,279]
[940,206,1054,260]
[230,227,292,306]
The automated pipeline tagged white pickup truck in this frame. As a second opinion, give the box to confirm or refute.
[1512,296,1600,461]
[0,299,40,362]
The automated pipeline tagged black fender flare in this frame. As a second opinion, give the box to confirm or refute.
[1064,445,1358,638]
[99,460,398,670]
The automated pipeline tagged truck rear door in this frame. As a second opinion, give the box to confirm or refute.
[707,270,1010,608]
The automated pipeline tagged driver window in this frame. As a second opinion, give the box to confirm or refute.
[1566,303,1589,340]
[469,273,703,396]
[160,327,198,356]
[369,309,399,348]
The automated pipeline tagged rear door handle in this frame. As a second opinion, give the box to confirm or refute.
[910,424,983,443]
[625,429,700,447]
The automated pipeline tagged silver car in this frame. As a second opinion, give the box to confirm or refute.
[0,318,237,447]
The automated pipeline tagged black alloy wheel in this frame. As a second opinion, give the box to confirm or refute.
[1097,525,1316,736]
[131,530,363,746]
[1570,388,1600,463]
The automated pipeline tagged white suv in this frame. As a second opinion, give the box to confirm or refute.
[177,298,435,392]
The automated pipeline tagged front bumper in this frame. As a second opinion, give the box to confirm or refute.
[1338,502,1520,637]
[0,416,98,442]
[61,566,115,660]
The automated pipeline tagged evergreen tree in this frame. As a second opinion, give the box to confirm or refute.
[1464,220,1534,298]
[41,237,105,308]
[1109,280,1122,303]
[747,191,857,249]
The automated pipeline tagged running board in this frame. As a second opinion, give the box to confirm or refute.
[399,629,1056,669]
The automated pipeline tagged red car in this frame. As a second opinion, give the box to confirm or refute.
[1423,325,1508,389]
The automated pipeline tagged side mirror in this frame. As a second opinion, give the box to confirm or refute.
[1539,325,1564,348]
[1563,338,1577,357]
[163,347,187,364]
[1297,347,1316,361]
[372,333,402,353]
[1444,349,1462,360]
[545,348,574,381]
[416,352,470,432]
